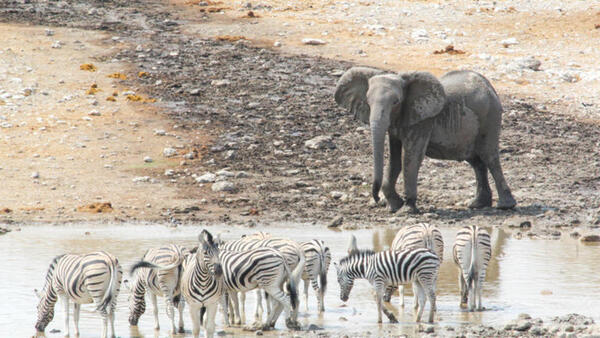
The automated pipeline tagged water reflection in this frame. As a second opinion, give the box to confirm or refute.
[1,224,599,337]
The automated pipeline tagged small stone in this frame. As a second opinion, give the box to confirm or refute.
[302,38,327,45]
[144,156,153,163]
[89,110,101,116]
[164,169,175,176]
[308,324,323,331]
[580,234,600,243]
[154,129,166,136]
[45,29,54,36]
[328,215,343,228]
[51,41,63,49]
[133,176,151,183]
[501,37,519,47]
[196,173,216,183]
[515,320,532,332]
[330,191,345,199]
[424,326,434,333]
[211,181,235,192]
[216,169,235,177]
[236,171,250,178]
[163,147,177,157]
[247,102,260,109]
[211,79,231,87]
[520,221,532,229]
[189,88,201,95]
[273,41,282,47]
[255,331,263,336]
[31,172,39,179]
[184,152,196,160]
[224,150,236,160]
[565,325,574,332]
[305,135,335,150]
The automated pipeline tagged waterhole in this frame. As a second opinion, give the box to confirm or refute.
[1,224,599,337]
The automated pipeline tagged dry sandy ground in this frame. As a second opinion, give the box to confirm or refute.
[0,24,199,223]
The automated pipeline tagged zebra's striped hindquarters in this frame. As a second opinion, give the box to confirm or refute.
[35,251,122,338]
[301,239,331,313]
[453,225,491,311]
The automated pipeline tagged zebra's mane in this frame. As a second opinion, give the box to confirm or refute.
[339,249,375,266]
[41,254,65,291]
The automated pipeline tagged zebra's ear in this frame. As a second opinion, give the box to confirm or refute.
[347,235,358,254]
[34,288,41,299]
[123,279,132,292]
[333,262,339,273]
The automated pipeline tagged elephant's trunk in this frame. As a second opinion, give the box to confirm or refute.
[370,107,390,203]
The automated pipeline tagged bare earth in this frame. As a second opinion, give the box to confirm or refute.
[0,0,599,231]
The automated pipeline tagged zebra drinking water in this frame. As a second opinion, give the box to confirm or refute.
[300,239,331,313]
[453,225,492,311]
[128,244,190,334]
[335,235,440,323]
[34,251,122,338]
[180,230,226,338]
[386,223,444,306]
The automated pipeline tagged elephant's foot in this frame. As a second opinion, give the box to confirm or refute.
[406,198,420,214]
[497,194,517,210]
[468,195,492,209]
[385,196,404,213]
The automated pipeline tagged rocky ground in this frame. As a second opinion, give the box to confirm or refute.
[1,0,600,335]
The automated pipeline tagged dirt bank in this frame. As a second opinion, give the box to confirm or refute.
[0,0,599,232]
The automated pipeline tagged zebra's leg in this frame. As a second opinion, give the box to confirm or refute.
[468,280,476,311]
[412,281,426,322]
[61,294,70,337]
[239,292,246,324]
[73,303,80,337]
[150,293,159,330]
[377,285,397,323]
[265,291,273,320]
[229,292,241,325]
[458,272,467,309]
[165,293,177,334]
[204,303,218,338]
[100,309,108,338]
[399,285,405,307]
[423,280,437,323]
[475,275,484,311]
[177,296,185,333]
[108,306,116,338]
[303,278,310,312]
[254,289,262,323]
[263,287,299,330]
[189,304,201,338]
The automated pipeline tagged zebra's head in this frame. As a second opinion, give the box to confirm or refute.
[198,230,222,277]
[35,288,56,332]
[334,261,354,302]
[127,278,145,326]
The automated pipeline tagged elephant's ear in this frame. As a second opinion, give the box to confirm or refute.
[334,67,385,124]
[401,72,446,126]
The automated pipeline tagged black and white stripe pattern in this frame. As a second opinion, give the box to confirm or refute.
[181,230,225,338]
[300,239,331,313]
[335,236,440,323]
[128,244,189,334]
[35,251,122,338]
[453,225,492,311]
[217,246,300,330]
[387,223,444,305]
[218,234,305,325]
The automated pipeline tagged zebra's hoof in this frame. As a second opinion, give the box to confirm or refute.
[178,327,185,334]
[285,319,301,330]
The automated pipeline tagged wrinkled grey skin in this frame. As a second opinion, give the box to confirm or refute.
[335,67,516,213]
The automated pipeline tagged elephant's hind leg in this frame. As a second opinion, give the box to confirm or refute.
[483,153,516,209]
[466,156,492,208]
[382,134,404,212]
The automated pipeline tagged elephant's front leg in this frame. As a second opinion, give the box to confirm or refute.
[382,133,404,212]
[401,125,432,214]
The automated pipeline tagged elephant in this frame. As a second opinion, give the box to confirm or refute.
[334,67,516,213]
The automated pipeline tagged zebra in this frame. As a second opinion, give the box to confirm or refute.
[300,239,331,313]
[217,244,301,331]
[217,233,305,325]
[453,225,492,311]
[386,223,444,306]
[334,235,440,323]
[181,230,226,338]
[34,251,122,338]
[128,244,189,334]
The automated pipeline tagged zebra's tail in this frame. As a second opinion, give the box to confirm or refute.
[318,251,327,298]
[129,260,181,275]
[466,230,478,289]
[285,264,299,310]
[97,258,119,313]
[291,249,306,286]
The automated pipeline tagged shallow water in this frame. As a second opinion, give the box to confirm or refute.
[1,224,599,337]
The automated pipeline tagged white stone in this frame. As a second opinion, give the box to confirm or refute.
[302,38,327,45]
[163,147,177,157]
[305,135,335,150]
[51,41,63,49]
[144,156,153,163]
[31,172,40,179]
[501,38,519,47]
[45,29,54,36]
[216,169,235,177]
[212,181,235,192]
[195,172,216,183]
[154,129,166,136]
[164,169,175,176]
[133,176,151,183]
[88,110,101,116]
[211,79,231,87]
[273,41,282,47]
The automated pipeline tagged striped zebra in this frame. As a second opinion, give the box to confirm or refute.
[300,239,331,313]
[217,244,301,331]
[217,233,304,325]
[453,225,492,311]
[34,251,122,338]
[334,235,440,323]
[386,223,444,306]
[128,244,189,334]
[181,230,226,338]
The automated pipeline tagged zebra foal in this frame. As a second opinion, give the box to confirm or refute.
[453,225,491,311]
[386,223,444,306]
[128,244,189,334]
[34,251,122,338]
[335,235,440,323]
[300,239,331,313]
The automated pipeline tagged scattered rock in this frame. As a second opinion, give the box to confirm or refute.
[501,37,519,47]
[44,28,54,36]
[328,215,343,228]
[433,45,465,55]
[196,173,217,183]
[211,79,231,87]
[305,135,335,150]
[144,156,153,163]
[164,169,175,176]
[216,169,235,177]
[514,320,532,332]
[133,176,151,183]
[307,324,323,331]
[163,147,177,157]
[154,129,166,136]
[580,234,600,243]
[31,172,39,179]
[212,181,235,192]
[302,38,327,45]
[77,202,113,213]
